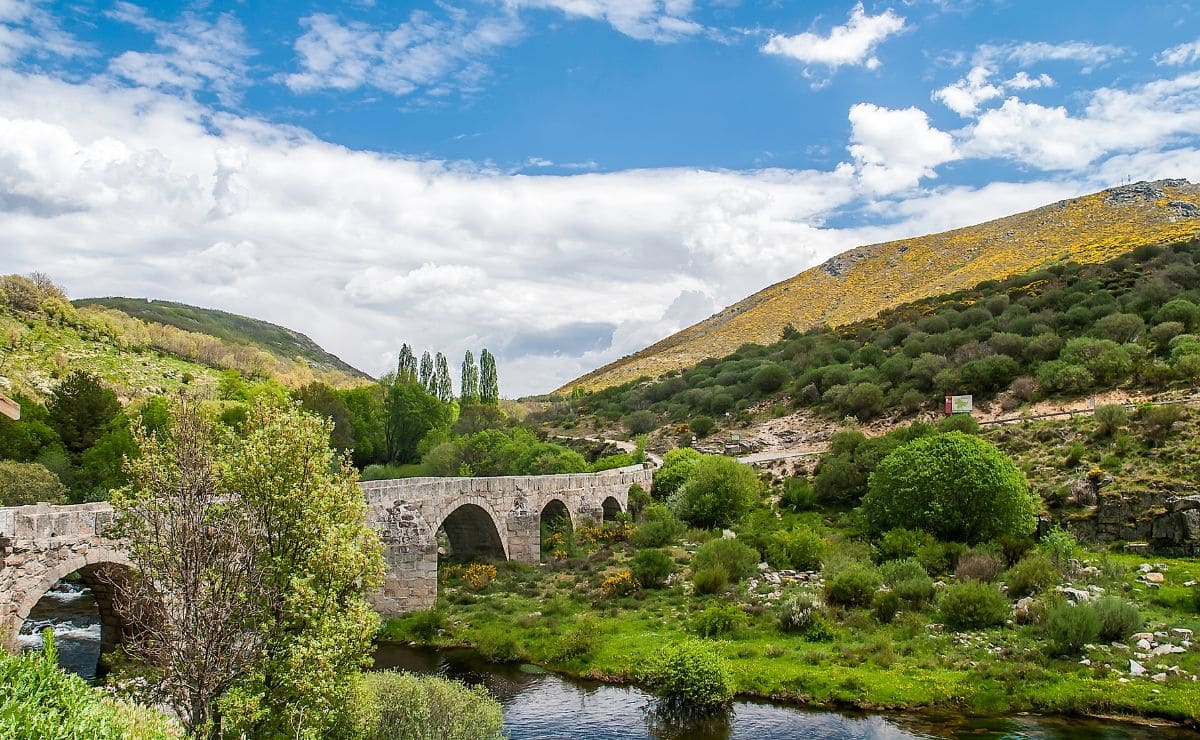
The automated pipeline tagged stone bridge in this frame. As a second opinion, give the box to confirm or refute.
[1,466,652,658]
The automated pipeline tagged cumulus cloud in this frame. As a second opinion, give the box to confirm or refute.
[762,3,905,75]
[508,0,702,42]
[934,66,1054,117]
[847,103,957,194]
[107,3,253,105]
[1158,38,1200,67]
[282,8,522,97]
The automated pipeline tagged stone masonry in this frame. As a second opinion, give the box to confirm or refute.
[1,466,652,654]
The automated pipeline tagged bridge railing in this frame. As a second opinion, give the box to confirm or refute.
[0,502,115,541]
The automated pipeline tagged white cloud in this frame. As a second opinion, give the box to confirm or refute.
[0,0,83,65]
[283,9,522,97]
[1158,38,1200,67]
[847,103,956,194]
[762,3,905,72]
[963,72,1200,170]
[933,65,1002,116]
[1005,71,1054,90]
[975,40,1126,73]
[506,0,702,42]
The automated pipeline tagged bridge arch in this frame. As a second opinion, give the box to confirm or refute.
[601,496,623,521]
[435,502,508,562]
[538,498,572,557]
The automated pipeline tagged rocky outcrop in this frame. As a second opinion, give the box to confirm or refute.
[1066,490,1200,555]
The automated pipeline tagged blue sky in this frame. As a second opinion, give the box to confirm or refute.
[2,1,1200,394]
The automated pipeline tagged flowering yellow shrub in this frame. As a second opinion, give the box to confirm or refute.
[563,182,1200,392]
[601,569,638,597]
[463,563,497,591]
[578,521,633,545]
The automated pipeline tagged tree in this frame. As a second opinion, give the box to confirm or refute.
[109,401,267,737]
[862,431,1037,543]
[0,461,67,506]
[338,384,387,467]
[47,371,120,454]
[434,352,454,402]
[295,382,354,451]
[668,455,760,529]
[419,351,434,393]
[397,344,418,382]
[460,351,480,404]
[384,381,454,463]
[479,349,499,405]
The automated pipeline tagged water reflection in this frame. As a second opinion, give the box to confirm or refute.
[17,582,102,680]
[373,643,1193,740]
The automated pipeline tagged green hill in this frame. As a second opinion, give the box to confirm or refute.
[74,297,368,379]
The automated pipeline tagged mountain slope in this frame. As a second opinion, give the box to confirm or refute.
[562,179,1200,393]
[73,297,368,379]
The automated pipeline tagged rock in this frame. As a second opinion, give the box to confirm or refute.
[1172,628,1193,640]
[1130,659,1146,676]
[1056,587,1091,603]
[1144,572,1165,584]
[1151,644,1177,656]
[721,529,736,540]
[1169,200,1200,218]
[1152,673,1168,683]
[1139,563,1154,573]
[1079,658,1092,666]
[1138,638,1154,651]
[758,562,770,571]
[1185,580,1197,587]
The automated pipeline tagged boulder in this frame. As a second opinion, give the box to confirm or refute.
[1130,659,1146,676]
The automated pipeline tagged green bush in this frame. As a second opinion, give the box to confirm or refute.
[364,671,504,740]
[777,592,834,640]
[0,461,67,507]
[872,589,902,623]
[692,538,759,582]
[763,526,827,571]
[407,609,447,642]
[669,455,761,529]
[652,448,703,500]
[862,432,1037,543]
[0,632,178,740]
[631,548,675,588]
[779,476,817,512]
[1093,404,1129,437]
[638,640,734,709]
[993,534,1034,566]
[1142,403,1187,445]
[824,567,882,608]
[690,602,749,638]
[1093,596,1142,642]
[876,527,934,562]
[1006,554,1060,597]
[752,364,790,393]
[548,617,602,662]
[1039,527,1079,568]
[938,581,1009,630]
[689,416,717,438]
[880,558,927,586]
[937,414,980,434]
[475,626,524,663]
[626,410,658,435]
[692,565,730,595]
[892,575,936,608]
[631,504,685,547]
[1044,602,1101,656]
[628,483,652,517]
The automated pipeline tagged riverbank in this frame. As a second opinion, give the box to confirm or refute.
[379,543,1200,728]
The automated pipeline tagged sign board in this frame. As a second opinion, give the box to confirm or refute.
[944,395,973,415]
[0,395,19,421]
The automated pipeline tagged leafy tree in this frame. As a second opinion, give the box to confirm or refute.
[453,404,506,436]
[1060,337,1131,386]
[434,352,454,402]
[397,343,418,382]
[47,371,120,454]
[0,461,67,506]
[295,382,354,451]
[460,351,480,404]
[76,415,137,500]
[652,448,702,500]
[364,672,503,740]
[0,394,61,462]
[689,415,716,437]
[668,455,760,528]
[625,410,657,435]
[384,381,454,463]
[338,384,387,467]
[479,348,499,405]
[419,351,434,392]
[862,431,1037,543]
[1094,313,1145,344]
[751,364,789,393]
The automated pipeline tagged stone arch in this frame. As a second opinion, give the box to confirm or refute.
[538,498,572,556]
[13,549,132,676]
[436,503,508,562]
[602,496,622,521]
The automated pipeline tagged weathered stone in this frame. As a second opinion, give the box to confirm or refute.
[1129,659,1146,676]
[1172,628,1194,640]
[1144,572,1165,584]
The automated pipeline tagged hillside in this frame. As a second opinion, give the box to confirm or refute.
[74,297,368,379]
[563,179,1200,392]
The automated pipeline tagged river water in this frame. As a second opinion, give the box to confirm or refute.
[20,585,1195,738]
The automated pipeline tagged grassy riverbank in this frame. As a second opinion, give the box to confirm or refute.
[380,534,1200,726]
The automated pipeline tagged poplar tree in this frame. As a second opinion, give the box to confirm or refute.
[397,343,417,382]
[419,351,434,391]
[460,351,480,404]
[479,348,499,405]
[435,352,454,402]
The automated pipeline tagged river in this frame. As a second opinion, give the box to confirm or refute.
[20,584,1194,738]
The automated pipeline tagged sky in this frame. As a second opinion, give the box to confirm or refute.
[1,1,1199,396]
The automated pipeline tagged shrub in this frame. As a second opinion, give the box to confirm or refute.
[777,592,834,640]
[779,476,817,512]
[892,575,936,608]
[872,590,902,623]
[955,551,1004,582]
[876,527,934,562]
[692,565,730,595]
[0,461,67,507]
[652,448,703,500]
[669,455,761,529]
[475,627,524,663]
[631,548,674,588]
[1093,404,1129,438]
[763,526,827,571]
[548,617,602,662]
[407,609,447,642]
[862,432,1037,544]
[880,558,927,586]
[1142,404,1187,445]
[1039,526,1079,568]
[601,569,638,597]
[1044,602,1100,656]
[993,534,1034,566]
[628,483,652,517]
[824,567,882,608]
[626,410,658,435]
[463,563,497,591]
[638,640,734,709]
[689,416,717,438]
[1093,596,1141,642]
[938,581,1009,630]
[752,364,790,393]
[1006,554,1060,597]
[365,671,504,740]
[690,602,749,638]
[937,414,980,434]
[692,538,759,582]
